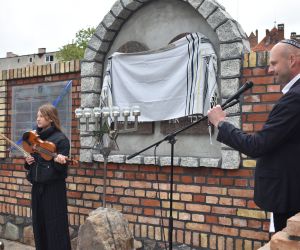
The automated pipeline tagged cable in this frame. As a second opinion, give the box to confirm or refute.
[154,145,168,250]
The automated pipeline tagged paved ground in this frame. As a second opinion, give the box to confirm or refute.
[0,239,34,250]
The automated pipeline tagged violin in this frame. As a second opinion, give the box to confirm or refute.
[22,130,78,165]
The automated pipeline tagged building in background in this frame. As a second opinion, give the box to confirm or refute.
[290,31,300,42]
[249,23,300,51]
[0,48,57,71]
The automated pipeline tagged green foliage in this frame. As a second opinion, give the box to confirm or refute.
[93,121,111,138]
[75,27,96,49]
[56,27,96,61]
[56,43,84,61]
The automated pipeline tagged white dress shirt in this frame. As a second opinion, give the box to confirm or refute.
[282,73,300,94]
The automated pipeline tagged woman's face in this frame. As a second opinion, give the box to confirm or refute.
[36,111,52,129]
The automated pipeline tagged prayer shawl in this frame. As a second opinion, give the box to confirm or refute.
[100,33,218,122]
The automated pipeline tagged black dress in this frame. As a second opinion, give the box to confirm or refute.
[24,126,71,250]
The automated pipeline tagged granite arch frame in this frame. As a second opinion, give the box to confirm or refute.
[80,0,250,169]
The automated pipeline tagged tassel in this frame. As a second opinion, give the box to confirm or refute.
[208,121,213,145]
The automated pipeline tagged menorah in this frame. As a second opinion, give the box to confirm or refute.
[75,106,140,133]
[74,105,141,207]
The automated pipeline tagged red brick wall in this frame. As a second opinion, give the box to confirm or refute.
[0,53,281,249]
[0,61,82,241]
[242,52,281,133]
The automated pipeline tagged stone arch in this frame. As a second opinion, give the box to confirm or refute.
[117,41,149,53]
[80,0,250,169]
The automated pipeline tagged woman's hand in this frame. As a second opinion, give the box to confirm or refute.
[25,156,35,165]
[54,154,68,164]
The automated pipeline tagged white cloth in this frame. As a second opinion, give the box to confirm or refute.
[100,33,218,122]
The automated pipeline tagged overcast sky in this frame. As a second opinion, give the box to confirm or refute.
[0,0,299,58]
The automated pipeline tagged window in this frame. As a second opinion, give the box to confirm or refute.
[45,55,54,62]
[29,57,33,63]
[11,81,72,156]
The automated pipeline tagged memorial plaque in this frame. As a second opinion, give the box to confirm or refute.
[11,81,72,156]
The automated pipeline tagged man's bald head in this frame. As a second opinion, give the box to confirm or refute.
[269,39,300,85]
[272,40,299,56]
[279,39,300,49]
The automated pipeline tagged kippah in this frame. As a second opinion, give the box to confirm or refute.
[279,39,300,49]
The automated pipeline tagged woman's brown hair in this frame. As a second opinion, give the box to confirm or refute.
[38,103,61,131]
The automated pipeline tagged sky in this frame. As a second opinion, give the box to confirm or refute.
[0,0,299,58]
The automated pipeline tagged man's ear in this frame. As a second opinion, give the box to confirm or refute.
[289,54,297,67]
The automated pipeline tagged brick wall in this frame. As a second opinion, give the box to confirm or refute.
[0,72,7,158]
[0,51,283,249]
[0,61,82,243]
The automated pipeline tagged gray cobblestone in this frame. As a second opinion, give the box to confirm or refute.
[81,77,102,92]
[0,239,34,250]
[220,59,241,78]
[80,136,97,148]
[88,36,111,54]
[80,93,100,107]
[81,61,103,77]
[160,157,180,166]
[110,155,126,163]
[94,23,116,41]
[200,157,221,167]
[216,20,242,42]
[187,0,204,9]
[207,7,231,30]
[126,155,143,164]
[143,156,159,165]
[111,1,132,19]
[4,222,19,241]
[198,0,217,19]
[220,42,244,59]
[84,48,105,62]
[80,149,93,162]
[222,101,240,114]
[221,149,240,169]
[220,78,240,98]
[121,0,143,11]
[102,12,124,31]
[180,157,199,167]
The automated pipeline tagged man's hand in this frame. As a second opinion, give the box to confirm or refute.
[207,105,226,127]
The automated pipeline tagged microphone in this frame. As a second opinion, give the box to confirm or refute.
[222,81,253,107]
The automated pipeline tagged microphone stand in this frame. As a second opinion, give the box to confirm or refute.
[127,99,240,249]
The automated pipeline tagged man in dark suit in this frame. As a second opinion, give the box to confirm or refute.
[207,39,300,232]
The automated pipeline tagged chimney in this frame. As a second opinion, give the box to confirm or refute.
[277,23,284,31]
[277,24,284,39]
[248,30,258,48]
[38,48,46,54]
[6,52,17,58]
[291,32,296,38]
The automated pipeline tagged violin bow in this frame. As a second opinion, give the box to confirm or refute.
[0,132,31,158]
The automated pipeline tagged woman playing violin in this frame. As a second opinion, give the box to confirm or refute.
[24,103,71,250]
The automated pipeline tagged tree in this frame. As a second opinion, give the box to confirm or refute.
[56,27,96,61]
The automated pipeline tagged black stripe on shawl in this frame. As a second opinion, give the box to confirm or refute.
[190,33,201,114]
[185,35,192,115]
